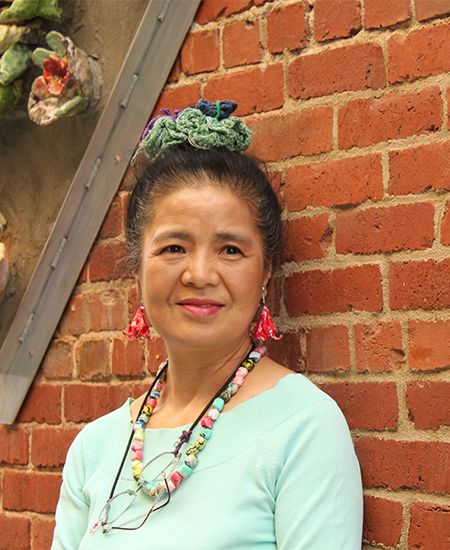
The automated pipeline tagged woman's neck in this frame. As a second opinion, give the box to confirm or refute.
[150,336,253,426]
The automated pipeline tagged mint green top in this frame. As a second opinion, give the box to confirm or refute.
[51,374,363,549]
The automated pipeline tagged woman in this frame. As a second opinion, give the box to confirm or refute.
[51,100,363,549]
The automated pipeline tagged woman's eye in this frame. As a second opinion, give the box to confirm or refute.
[224,246,241,255]
[163,245,184,254]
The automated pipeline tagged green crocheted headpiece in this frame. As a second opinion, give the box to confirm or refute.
[136,100,254,161]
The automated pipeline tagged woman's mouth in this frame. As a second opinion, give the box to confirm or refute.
[177,299,224,318]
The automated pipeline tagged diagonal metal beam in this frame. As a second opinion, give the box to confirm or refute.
[0,0,200,425]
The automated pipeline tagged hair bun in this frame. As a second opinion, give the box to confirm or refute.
[136,100,254,161]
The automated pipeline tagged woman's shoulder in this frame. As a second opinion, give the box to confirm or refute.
[76,399,133,443]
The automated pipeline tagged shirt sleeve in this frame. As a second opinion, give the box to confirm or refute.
[51,430,92,550]
[266,398,363,550]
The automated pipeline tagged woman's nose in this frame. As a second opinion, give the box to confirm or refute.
[181,252,220,287]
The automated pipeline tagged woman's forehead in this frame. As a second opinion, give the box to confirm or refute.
[148,185,259,232]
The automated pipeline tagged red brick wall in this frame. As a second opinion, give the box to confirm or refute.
[3,1,450,548]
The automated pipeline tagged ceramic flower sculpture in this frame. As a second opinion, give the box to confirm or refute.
[0,42,32,85]
[28,31,95,126]
[0,23,37,54]
[0,78,22,115]
[0,0,61,23]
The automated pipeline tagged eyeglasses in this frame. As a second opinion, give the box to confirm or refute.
[93,451,181,533]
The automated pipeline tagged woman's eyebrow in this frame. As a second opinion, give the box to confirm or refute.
[215,232,253,246]
[152,231,192,244]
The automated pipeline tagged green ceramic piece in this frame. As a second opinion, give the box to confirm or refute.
[0,23,36,54]
[0,79,22,116]
[32,30,66,68]
[0,42,32,85]
[45,30,65,57]
[31,46,52,69]
[0,0,61,23]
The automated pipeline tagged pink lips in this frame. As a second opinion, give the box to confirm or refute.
[177,298,223,318]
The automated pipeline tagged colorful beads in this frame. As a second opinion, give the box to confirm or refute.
[213,397,224,411]
[201,416,214,429]
[171,471,183,487]
[179,463,193,478]
[207,408,219,421]
[130,347,266,504]
[200,427,212,439]
[186,444,199,456]
[184,455,198,468]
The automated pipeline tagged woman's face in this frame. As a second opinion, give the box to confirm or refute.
[139,184,270,353]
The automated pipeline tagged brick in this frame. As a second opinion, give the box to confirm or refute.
[57,290,126,337]
[407,381,450,429]
[363,495,403,548]
[267,2,309,53]
[31,428,80,468]
[283,214,331,262]
[339,86,442,149]
[40,339,73,379]
[89,241,129,282]
[127,285,141,320]
[265,331,305,372]
[17,385,61,424]
[266,275,282,317]
[314,0,361,41]
[289,42,384,100]
[181,29,219,75]
[389,24,450,84]
[355,321,404,373]
[112,337,146,378]
[195,0,254,24]
[286,155,382,212]
[409,501,450,549]
[204,64,283,117]
[364,0,411,28]
[75,338,110,381]
[416,0,450,21]
[32,518,55,550]
[3,472,61,513]
[98,195,124,239]
[442,202,450,245]
[0,515,30,550]
[223,19,261,68]
[0,427,28,465]
[167,54,181,83]
[285,265,383,316]
[355,436,450,493]
[152,83,200,121]
[247,107,333,162]
[389,141,450,195]
[146,337,168,374]
[306,325,350,372]
[76,261,88,285]
[320,382,398,430]
[64,384,131,422]
[390,259,450,311]
[268,170,282,199]
[409,320,450,372]
[335,202,435,254]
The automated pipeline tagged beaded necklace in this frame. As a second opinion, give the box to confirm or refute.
[132,344,266,497]
[92,345,266,533]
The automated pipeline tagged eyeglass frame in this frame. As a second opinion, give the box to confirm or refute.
[96,450,181,533]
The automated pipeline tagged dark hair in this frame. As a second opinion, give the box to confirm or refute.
[126,144,283,273]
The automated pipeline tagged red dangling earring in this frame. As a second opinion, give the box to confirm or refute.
[123,301,155,340]
[252,287,283,342]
